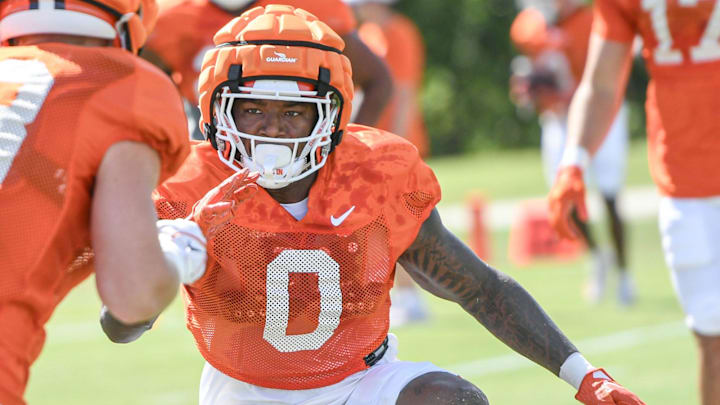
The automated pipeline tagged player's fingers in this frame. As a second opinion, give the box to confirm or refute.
[246,170,260,182]
[233,183,258,202]
[559,204,582,240]
[218,169,251,202]
[199,201,235,224]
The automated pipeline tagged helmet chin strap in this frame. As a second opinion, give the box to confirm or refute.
[242,144,306,189]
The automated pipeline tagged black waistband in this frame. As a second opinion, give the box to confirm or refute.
[363,336,389,367]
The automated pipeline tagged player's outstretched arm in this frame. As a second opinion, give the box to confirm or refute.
[93,141,181,326]
[548,35,632,240]
[342,31,393,126]
[398,208,645,404]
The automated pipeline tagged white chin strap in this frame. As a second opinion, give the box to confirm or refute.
[242,144,306,189]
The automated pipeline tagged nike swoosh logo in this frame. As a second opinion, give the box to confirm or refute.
[330,205,356,227]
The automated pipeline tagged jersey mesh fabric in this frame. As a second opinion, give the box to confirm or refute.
[154,125,440,389]
[0,44,188,403]
[592,0,720,197]
[147,0,356,104]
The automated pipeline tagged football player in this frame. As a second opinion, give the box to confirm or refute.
[105,6,646,404]
[0,1,213,403]
[142,0,393,139]
[548,0,720,403]
[511,0,634,306]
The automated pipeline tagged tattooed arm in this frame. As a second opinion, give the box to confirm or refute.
[398,208,578,375]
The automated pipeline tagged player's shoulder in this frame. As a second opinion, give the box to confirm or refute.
[343,124,419,157]
[157,141,230,197]
[1,44,176,96]
[336,124,426,178]
[0,45,88,78]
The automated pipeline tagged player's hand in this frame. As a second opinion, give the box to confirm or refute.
[157,218,207,285]
[548,165,588,240]
[575,369,646,405]
[191,168,259,236]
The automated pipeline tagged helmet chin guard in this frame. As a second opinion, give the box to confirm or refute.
[214,79,339,189]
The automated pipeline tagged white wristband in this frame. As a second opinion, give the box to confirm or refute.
[559,352,595,390]
[559,145,590,170]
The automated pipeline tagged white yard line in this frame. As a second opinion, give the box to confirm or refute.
[446,320,687,377]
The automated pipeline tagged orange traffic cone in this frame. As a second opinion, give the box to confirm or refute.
[508,199,582,266]
[467,194,491,262]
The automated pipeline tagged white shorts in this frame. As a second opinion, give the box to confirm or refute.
[198,334,447,405]
[659,196,720,336]
[541,104,629,197]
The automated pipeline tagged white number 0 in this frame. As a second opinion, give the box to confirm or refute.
[0,59,54,185]
[264,249,343,352]
[643,0,720,64]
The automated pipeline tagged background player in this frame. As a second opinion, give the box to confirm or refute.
[510,0,634,306]
[107,7,646,404]
[548,0,720,403]
[346,0,431,327]
[0,2,212,403]
[143,0,393,139]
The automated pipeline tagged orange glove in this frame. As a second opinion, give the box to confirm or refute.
[548,165,588,240]
[575,369,646,405]
[191,168,260,237]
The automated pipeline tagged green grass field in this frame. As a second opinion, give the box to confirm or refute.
[26,140,694,404]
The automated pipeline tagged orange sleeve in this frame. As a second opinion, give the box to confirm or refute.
[79,59,190,185]
[592,0,637,43]
[383,16,424,84]
[510,8,553,56]
[260,0,356,35]
[382,137,441,256]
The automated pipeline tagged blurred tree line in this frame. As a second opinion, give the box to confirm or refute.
[394,0,649,156]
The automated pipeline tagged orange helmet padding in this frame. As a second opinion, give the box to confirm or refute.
[197,5,354,149]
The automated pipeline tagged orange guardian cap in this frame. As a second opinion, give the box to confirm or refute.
[197,5,354,189]
[0,0,158,53]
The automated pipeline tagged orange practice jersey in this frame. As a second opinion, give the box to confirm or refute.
[357,15,429,157]
[0,45,189,405]
[593,0,720,197]
[154,125,440,389]
[148,0,357,104]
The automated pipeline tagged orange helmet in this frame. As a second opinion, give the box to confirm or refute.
[0,0,158,54]
[197,5,354,189]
